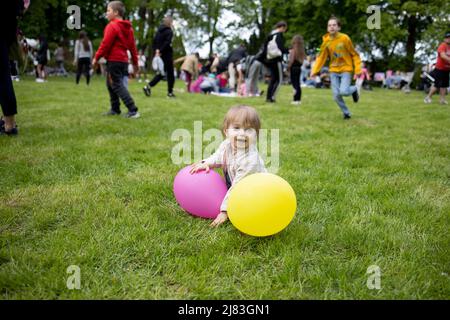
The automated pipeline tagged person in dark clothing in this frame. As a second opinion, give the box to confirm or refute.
[1,0,27,136]
[288,35,306,105]
[227,43,247,92]
[256,21,289,103]
[143,16,176,98]
[36,35,48,82]
[74,31,93,85]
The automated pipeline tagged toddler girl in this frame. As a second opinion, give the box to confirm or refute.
[190,105,267,227]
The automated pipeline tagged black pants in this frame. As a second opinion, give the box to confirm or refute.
[290,66,302,101]
[9,60,18,77]
[148,53,174,94]
[76,57,91,85]
[106,61,137,114]
[0,39,17,117]
[266,61,283,101]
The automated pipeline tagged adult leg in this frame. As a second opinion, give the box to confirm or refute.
[266,62,276,100]
[163,53,175,94]
[0,40,18,131]
[426,85,437,99]
[60,61,67,75]
[330,72,351,117]
[148,74,163,87]
[247,61,259,96]
[270,61,283,101]
[439,87,448,103]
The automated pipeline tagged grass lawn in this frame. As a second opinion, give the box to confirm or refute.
[0,76,449,299]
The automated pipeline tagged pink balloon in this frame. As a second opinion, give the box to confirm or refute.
[173,166,228,219]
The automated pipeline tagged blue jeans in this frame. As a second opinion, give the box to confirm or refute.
[330,72,356,116]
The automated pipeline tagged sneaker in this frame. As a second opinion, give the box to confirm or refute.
[352,89,359,103]
[343,114,352,120]
[143,85,151,97]
[2,127,18,136]
[291,101,301,106]
[266,98,276,103]
[124,111,140,119]
[167,93,176,98]
[35,78,45,83]
[440,100,448,105]
[103,110,121,116]
[424,96,432,104]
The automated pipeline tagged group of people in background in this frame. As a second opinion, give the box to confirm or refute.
[2,1,449,137]
[139,16,361,119]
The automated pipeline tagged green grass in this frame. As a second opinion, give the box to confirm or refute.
[1,76,449,299]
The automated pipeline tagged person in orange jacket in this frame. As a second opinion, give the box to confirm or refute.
[311,15,361,119]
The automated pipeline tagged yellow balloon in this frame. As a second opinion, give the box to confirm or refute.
[227,173,297,237]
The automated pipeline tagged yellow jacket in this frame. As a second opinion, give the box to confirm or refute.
[312,32,361,75]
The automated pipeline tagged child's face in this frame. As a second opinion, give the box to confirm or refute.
[225,122,257,151]
[327,20,340,35]
[106,6,118,21]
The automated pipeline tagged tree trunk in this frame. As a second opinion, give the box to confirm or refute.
[405,15,417,70]
[147,9,155,56]
[138,3,147,51]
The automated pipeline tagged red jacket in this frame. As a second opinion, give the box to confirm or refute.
[95,19,138,66]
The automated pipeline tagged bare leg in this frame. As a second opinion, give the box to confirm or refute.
[439,88,447,103]
[4,115,16,131]
[426,86,437,99]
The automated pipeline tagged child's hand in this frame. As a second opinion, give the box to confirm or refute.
[189,162,210,174]
[210,212,228,227]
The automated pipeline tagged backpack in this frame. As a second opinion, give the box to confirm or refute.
[266,34,282,60]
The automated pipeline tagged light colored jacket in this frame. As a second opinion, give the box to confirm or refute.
[203,139,267,212]
[175,54,199,78]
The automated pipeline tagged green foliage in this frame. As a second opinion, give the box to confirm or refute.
[17,0,449,66]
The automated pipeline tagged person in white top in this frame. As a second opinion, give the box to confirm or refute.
[190,105,267,227]
[73,31,93,85]
[137,49,147,83]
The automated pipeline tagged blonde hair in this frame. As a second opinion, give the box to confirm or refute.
[222,105,261,136]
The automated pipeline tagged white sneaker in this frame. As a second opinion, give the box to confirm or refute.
[291,101,301,106]
[35,78,44,83]
[440,100,448,105]
[424,96,432,104]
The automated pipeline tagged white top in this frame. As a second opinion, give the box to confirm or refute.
[138,55,146,67]
[74,40,93,60]
[203,139,267,212]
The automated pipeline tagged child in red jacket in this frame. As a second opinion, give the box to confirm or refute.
[92,1,140,118]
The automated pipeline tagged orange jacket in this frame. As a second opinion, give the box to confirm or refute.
[312,32,361,75]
